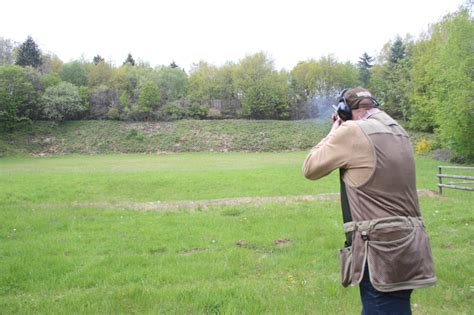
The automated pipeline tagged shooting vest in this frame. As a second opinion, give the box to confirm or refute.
[339,112,437,292]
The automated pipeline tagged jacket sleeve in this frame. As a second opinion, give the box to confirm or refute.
[302,123,356,180]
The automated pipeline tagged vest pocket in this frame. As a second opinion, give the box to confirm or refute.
[366,228,420,288]
[338,246,352,287]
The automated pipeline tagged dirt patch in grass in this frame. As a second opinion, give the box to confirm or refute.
[273,239,292,247]
[178,247,208,255]
[70,189,437,211]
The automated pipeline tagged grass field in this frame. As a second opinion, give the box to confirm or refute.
[0,152,473,314]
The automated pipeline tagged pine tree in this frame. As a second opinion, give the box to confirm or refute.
[15,36,42,68]
[389,37,406,65]
[357,52,374,87]
[123,53,135,66]
[93,55,105,65]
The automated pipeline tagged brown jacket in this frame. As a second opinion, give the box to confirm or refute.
[303,111,436,291]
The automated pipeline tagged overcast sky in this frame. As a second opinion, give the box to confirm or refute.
[1,0,465,71]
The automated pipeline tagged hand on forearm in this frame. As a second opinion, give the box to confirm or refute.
[329,113,343,135]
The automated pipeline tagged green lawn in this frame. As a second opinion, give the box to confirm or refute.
[0,153,472,314]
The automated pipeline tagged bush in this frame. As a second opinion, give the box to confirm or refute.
[160,102,186,121]
[88,85,119,119]
[59,61,88,86]
[0,65,36,129]
[107,107,120,120]
[415,138,433,155]
[187,103,209,119]
[41,82,85,121]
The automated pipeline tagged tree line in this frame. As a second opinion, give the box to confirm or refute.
[0,6,472,160]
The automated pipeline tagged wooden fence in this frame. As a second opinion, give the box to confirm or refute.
[436,166,474,194]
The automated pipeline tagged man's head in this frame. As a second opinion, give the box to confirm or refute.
[337,87,379,120]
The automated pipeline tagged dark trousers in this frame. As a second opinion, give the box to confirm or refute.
[359,263,413,315]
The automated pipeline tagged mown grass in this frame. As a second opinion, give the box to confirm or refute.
[0,153,472,314]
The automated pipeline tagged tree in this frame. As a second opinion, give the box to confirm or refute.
[188,61,218,104]
[87,61,114,87]
[93,55,105,65]
[242,71,290,119]
[41,82,85,120]
[155,66,188,102]
[170,61,178,68]
[41,73,62,89]
[412,8,474,161]
[235,52,274,94]
[389,36,406,65]
[15,36,42,69]
[371,36,413,120]
[123,53,135,66]
[59,61,88,86]
[40,53,63,74]
[0,65,36,128]
[88,85,119,119]
[357,52,374,87]
[0,37,17,65]
[137,81,161,113]
[289,56,358,118]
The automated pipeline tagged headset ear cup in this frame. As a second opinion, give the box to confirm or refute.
[337,100,352,121]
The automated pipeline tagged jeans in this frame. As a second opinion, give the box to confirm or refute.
[359,263,413,315]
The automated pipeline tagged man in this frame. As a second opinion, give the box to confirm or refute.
[302,87,436,314]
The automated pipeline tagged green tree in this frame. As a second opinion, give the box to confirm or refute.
[123,53,135,66]
[236,52,291,119]
[371,37,413,120]
[0,37,17,65]
[0,65,36,128]
[87,61,114,87]
[357,52,374,87]
[188,61,218,104]
[290,56,358,118]
[409,37,438,131]
[137,81,161,113]
[416,8,473,161]
[93,55,105,65]
[40,53,63,74]
[59,61,88,86]
[15,36,42,69]
[389,36,406,65]
[41,73,62,89]
[41,82,85,120]
[155,66,188,102]
[241,70,290,119]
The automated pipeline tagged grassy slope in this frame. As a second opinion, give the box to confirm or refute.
[0,119,434,156]
[0,153,472,314]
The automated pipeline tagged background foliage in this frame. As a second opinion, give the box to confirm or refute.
[0,5,472,161]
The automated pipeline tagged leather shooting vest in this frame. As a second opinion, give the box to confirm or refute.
[342,112,437,292]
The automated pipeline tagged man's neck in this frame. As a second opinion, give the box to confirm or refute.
[360,108,381,120]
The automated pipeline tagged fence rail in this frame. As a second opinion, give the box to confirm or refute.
[437,166,474,194]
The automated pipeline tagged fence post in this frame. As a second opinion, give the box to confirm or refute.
[438,166,442,195]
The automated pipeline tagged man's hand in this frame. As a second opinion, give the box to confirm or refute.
[329,113,343,134]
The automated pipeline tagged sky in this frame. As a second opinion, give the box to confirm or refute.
[0,0,466,71]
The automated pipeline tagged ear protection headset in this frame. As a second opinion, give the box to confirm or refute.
[336,88,380,121]
[336,88,352,121]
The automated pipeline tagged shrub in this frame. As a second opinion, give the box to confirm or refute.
[59,61,88,86]
[41,82,85,121]
[160,102,186,121]
[0,65,36,129]
[415,138,433,155]
[188,103,209,119]
[88,85,119,119]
